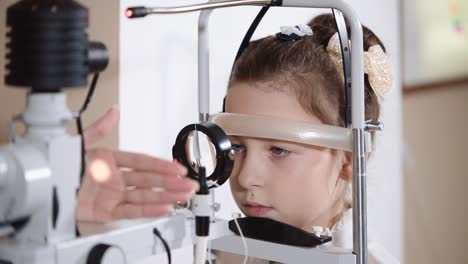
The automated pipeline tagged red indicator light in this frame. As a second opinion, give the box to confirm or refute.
[126,9,134,18]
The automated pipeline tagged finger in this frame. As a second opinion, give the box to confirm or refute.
[89,187,124,223]
[122,171,199,192]
[112,203,173,220]
[124,189,193,204]
[84,105,120,147]
[92,205,114,223]
[114,151,187,175]
[77,195,116,224]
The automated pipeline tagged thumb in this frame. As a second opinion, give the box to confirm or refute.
[84,105,120,147]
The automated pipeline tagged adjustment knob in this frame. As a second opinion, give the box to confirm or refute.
[86,243,126,264]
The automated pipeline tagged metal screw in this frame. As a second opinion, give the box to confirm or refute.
[365,121,384,132]
[228,149,237,160]
[212,202,221,212]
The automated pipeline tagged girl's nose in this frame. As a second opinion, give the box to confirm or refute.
[236,151,265,189]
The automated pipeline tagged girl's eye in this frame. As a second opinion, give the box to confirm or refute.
[270,147,290,157]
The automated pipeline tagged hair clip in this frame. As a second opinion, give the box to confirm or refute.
[326,32,393,100]
[276,24,313,41]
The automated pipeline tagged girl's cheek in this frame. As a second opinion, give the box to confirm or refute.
[229,174,240,188]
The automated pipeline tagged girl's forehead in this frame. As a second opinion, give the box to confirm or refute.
[225,83,322,125]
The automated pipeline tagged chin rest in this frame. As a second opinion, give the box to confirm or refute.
[229,217,332,248]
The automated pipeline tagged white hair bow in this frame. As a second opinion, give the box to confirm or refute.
[279,24,313,37]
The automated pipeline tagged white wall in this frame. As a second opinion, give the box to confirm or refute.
[120,0,402,261]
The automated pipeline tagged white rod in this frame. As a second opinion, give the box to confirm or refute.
[198,9,214,121]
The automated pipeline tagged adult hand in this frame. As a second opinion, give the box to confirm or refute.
[76,106,198,223]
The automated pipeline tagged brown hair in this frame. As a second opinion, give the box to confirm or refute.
[228,14,385,132]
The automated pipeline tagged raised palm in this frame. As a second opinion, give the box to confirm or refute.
[76,107,197,223]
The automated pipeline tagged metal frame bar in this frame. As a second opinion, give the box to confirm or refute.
[147,0,271,15]
[197,1,367,263]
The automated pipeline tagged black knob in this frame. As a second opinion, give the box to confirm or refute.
[86,243,125,264]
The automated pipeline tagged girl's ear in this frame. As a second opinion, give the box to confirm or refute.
[339,152,353,182]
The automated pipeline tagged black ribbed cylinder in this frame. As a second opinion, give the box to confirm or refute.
[5,0,89,91]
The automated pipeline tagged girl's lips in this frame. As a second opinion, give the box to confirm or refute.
[244,203,273,217]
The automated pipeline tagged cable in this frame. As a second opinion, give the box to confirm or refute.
[331,9,352,128]
[153,227,172,264]
[80,74,100,114]
[223,5,271,112]
[76,73,100,182]
[232,213,248,264]
[233,5,270,62]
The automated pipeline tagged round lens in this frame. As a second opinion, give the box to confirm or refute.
[184,130,217,176]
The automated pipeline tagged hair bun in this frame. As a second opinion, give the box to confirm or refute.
[308,14,386,52]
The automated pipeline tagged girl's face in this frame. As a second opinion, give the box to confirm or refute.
[225,82,350,231]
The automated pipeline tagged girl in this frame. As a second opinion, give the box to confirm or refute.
[215,14,398,263]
